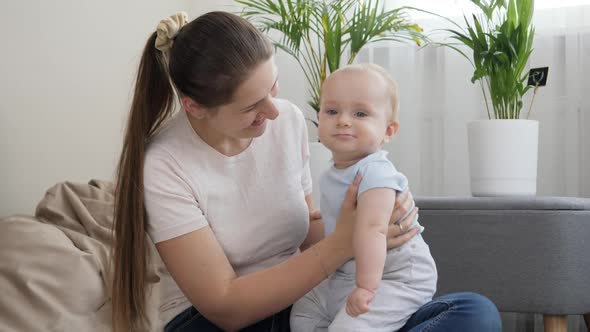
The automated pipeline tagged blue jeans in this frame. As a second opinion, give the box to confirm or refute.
[398,292,502,332]
[164,306,291,332]
[164,292,501,332]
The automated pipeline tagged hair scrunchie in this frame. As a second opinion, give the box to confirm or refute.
[155,12,189,53]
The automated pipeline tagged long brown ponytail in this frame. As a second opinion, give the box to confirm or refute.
[112,31,174,332]
[111,11,273,331]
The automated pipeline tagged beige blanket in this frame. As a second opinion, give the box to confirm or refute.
[0,180,164,332]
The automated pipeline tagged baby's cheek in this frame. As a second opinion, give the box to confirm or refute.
[317,127,328,141]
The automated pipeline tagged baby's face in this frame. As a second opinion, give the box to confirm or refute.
[318,69,397,163]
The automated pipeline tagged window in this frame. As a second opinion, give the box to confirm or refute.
[386,0,590,20]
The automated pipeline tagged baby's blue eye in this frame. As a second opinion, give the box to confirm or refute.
[355,111,367,118]
[326,109,338,115]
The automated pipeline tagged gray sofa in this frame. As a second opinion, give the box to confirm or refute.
[416,196,590,332]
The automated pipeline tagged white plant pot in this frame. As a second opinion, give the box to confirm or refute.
[308,142,332,208]
[467,120,539,197]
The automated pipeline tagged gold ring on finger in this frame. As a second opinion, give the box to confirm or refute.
[398,223,405,232]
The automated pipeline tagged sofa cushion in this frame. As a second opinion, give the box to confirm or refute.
[416,196,590,315]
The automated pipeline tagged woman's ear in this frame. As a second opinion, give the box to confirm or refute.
[383,120,399,143]
[181,96,206,120]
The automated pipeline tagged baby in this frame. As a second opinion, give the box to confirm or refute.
[291,63,437,332]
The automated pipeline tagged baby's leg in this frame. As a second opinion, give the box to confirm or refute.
[290,279,331,332]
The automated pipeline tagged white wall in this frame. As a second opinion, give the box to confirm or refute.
[0,0,246,217]
[3,1,588,218]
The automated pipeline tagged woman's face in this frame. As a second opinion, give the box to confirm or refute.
[203,57,280,140]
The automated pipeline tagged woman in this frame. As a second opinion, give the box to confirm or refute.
[111,11,501,332]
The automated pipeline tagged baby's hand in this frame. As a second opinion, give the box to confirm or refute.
[346,287,375,317]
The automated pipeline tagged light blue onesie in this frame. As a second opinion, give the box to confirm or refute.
[290,150,438,332]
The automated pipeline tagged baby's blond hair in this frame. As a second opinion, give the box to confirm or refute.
[324,63,399,121]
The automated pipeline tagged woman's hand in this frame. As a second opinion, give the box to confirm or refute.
[332,174,362,258]
[333,178,419,257]
[386,191,419,249]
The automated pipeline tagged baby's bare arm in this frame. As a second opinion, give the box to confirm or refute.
[354,188,396,292]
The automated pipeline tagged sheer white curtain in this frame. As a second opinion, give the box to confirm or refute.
[357,2,590,331]
[355,2,590,199]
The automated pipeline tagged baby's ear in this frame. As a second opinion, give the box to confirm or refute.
[181,96,207,120]
[383,120,399,143]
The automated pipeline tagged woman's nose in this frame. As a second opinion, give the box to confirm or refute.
[259,96,279,120]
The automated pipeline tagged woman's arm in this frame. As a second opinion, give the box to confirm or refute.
[155,178,361,331]
[157,226,347,331]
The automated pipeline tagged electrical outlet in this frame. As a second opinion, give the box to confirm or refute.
[527,67,549,86]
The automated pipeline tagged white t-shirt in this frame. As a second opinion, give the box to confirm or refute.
[143,98,312,323]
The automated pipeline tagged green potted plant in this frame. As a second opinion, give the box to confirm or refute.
[235,0,426,122]
[235,0,427,204]
[442,0,540,196]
